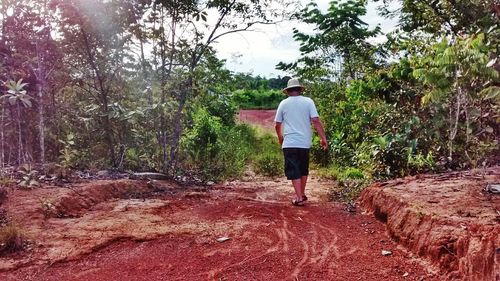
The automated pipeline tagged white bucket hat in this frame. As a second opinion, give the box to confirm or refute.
[282,78,305,93]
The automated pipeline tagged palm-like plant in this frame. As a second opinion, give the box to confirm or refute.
[2,79,32,164]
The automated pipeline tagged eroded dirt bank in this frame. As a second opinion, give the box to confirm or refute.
[0,176,438,280]
[359,167,500,281]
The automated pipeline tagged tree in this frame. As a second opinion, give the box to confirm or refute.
[378,0,499,35]
[54,0,137,167]
[278,0,381,80]
[2,79,32,164]
[141,0,293,174]
[413,33,499,166]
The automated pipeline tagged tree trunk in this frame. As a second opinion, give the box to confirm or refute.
[36,38,46,166]
[17,103,23,164]
[80,27,116,167]
[344,48,355,80]
[0,101,4,174]
[101,93,116,166]
[166,77,191,175]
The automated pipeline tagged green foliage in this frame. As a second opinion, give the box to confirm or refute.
[18,165,39,188]
[412,33,499,167]
[322,166,368,203]
[254,152,282,177]
[183,107,223,162]
[38,197,57,219]
[58,133,83,169]
[252,133,283,177]
[278,0,382,79]
[283,0,498,180]
[232,89,284,109]
[181,106,258,181]
[380,0,498,35]
[0,0,497,185]
[229,74,287,109]
[3,79,32,108]
[407,151,436,174]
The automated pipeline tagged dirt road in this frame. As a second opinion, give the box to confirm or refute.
[238,109,276,131]
[0,176,437,280]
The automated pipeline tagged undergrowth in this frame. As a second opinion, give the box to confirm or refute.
[0,223,27,254]
[252,132,283,177]
[320,166,371,203]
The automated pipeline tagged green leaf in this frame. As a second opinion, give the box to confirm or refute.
[481,86,500,100]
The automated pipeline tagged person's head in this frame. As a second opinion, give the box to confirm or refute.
[283,78,305,96]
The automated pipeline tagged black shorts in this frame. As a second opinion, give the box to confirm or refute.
[283,148,310,180]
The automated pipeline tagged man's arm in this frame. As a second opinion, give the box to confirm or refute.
[311,117,328,150]
[275,122,283,145]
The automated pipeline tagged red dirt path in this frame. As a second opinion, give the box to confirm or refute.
[0,177,438,281]
[238,109,277,131]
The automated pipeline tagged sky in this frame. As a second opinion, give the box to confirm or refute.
[213,0,400,77]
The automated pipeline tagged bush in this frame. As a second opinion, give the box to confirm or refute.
[342,167,365,180]
[181,106,258,181]
[329,179,367,203]
[216,124,258,179]
[250,130,284,177]
[0,187,7,205]
[320,166,369,203]
[232,89,284,109]
[0,223,27,254]
[254,152,283,177]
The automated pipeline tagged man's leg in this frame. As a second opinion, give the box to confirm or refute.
[300,175,308,197]
[292,178,303,201]
[300,148,310,199]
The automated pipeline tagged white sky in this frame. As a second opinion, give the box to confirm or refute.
[213,0,400,77]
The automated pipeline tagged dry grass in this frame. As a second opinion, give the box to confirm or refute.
[0,187,7,205]
[0,223,27,254]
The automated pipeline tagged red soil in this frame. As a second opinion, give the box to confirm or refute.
[360,167,500,281]
[238,109,277,131]
[0,177,437,280]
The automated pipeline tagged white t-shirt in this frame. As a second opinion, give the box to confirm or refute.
[274,96,319,148]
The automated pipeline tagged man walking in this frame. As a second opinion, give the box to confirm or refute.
[275,78,328,206]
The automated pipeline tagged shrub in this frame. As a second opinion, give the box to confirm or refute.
[329,179,367,203]
[18,165,40,188]
[342,167,365,180]
[39,198,57,218]
[250,130,284,177]
[0,177,14,187]
[254,152,283,177]
[217,124,257,179]
[407,151,436,174]
[318,166,365,181]
[0,223,27,254]
[0,187,7,205]
[323,166,369,203]
[181,107,258,181]
[232,89,284,109]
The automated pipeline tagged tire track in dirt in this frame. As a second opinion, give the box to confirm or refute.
[304,220,342,276]
[278,207,346,279]
[280,210,311,279]
[206,207,286,280]
[0,178,440,281]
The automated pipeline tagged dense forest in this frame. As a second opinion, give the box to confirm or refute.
[0,0,498,187]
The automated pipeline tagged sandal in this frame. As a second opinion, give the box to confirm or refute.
[291,198,305,206]
[302,195,308,201]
